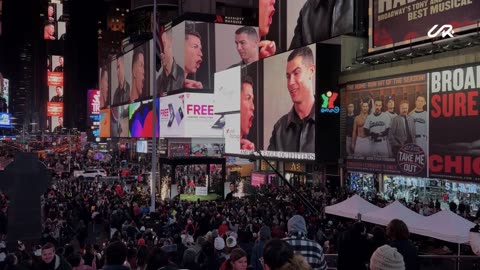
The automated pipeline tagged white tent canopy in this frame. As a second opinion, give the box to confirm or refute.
[325,195,380,219]
[361,200,426,234]
[415,210,475,244]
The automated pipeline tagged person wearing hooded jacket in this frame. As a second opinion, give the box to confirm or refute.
[282,215,327,270]
[251,226,271,270]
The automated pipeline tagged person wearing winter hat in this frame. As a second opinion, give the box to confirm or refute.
[251,226,271,270]
[283,215,327,270]
[370,245,405,270]
[215,237,226,251]
[213,237,228,270]
[226,236,238,249]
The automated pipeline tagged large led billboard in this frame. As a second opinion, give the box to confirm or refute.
[87,89,100,141]
[159,92,223,138]
[44,1,67,40]
[1,78,8,113]
[110,42,152,106]
[99,108,111,138]
[259,0,354,57]
[343,64,480,182]
[156,17,256,96]
[110,105,129,137]
[214,24,259,71]
[0,113,10,127]
[369,0,480,52]
[47,55,64,86]
[216,43,341,161]
[129,99,159,138]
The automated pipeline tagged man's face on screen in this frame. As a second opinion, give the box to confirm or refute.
[286,56,314,104]
[259,0,275,37]
[235,33,258,64]
[101,71,108,96]
[117,57,125,85]
[184,34,203,74]
[240,82,255,137]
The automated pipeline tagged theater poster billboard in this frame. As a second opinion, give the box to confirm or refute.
[343,74,428,177]
[428,64,480,181]
[369,0,480,52]
[344,64,480,182]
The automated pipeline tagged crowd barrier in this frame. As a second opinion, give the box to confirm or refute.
[324,254,480,270]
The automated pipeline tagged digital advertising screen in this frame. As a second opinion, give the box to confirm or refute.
[110,105,129,137]
[47,55,64,86]
[217,43,341,161]
[129,43,152,102]
[110,51,133,106]
[343,73,429,177]
[344,64,480,182]
[251,172,266,186]
[0,113,10,127]
[50,115,64,132]
[217,63,261,156]
[157,24,186,96]
[99,108,111,138]
[1,78,8,113]
[136,140,148,153]
[129,99,158,138]
[369,0,480,52]
[159,92,224,138]
[49,85,64,102]
[87,89,100,141]
[159,93,185,137]
[213,66,241,114]
[47,102,63,117]
[214,24,259,72]
[259,0,354,57]
[47,1,66,22]
[183,21,215,90]
[99,65,110,109]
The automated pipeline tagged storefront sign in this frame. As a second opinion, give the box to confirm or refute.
[260,160,276,171]
[285,162,305,173]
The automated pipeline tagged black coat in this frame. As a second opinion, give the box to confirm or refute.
[390,240,419,270]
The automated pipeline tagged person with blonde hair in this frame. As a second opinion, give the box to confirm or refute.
[261,239,312,270]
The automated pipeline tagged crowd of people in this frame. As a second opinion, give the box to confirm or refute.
[0,138,479,270]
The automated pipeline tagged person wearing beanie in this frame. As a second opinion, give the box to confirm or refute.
[283,215,327,270]
[213,237,228,270]
[251,226,271,270]
[370,245,405,270]
[226,236,238,249]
